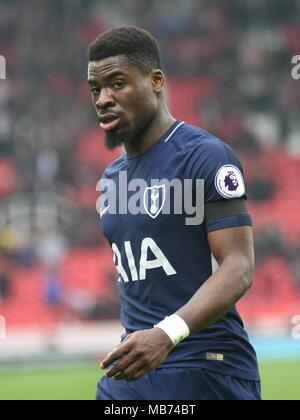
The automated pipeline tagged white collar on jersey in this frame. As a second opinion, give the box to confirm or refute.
[164,121,185,143]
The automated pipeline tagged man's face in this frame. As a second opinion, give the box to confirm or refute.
[88,55,160,150]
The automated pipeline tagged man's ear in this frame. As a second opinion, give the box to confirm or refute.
[151,70,165,93]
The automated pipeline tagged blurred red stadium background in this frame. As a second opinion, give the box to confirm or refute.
[0,0,300,357]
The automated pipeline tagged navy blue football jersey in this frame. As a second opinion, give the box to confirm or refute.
[99,121,260,381]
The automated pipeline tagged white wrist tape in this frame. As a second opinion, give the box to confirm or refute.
[154,314,190,346]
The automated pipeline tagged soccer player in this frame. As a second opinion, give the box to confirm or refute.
[87,26,261,400]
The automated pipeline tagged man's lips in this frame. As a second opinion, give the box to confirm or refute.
[98,113,121,132]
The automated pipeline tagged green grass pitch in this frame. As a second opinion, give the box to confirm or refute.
[0,360,299,400]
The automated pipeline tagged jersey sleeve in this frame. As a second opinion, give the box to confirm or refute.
[188,138,252,232]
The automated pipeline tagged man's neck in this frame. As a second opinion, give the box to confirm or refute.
[124,111,176,158]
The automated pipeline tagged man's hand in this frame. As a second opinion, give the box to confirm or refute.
[100,328,174,382]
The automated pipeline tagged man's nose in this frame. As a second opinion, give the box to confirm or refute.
[96,88,115,110]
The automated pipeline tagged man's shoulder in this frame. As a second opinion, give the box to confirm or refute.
[173,123,244,182]
[175,122,232,157]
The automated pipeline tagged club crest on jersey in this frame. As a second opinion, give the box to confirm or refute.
[215,165,245,199]
[143,185,166,219]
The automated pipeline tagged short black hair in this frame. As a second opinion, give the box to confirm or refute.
[87,26,161,75]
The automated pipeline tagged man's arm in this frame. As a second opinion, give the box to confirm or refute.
[175,226,254,333]
[100,226,255,381]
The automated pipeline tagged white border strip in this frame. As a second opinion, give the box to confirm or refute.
[164,121,185,143]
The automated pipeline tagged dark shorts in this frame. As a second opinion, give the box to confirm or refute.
[96,367,261,401]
